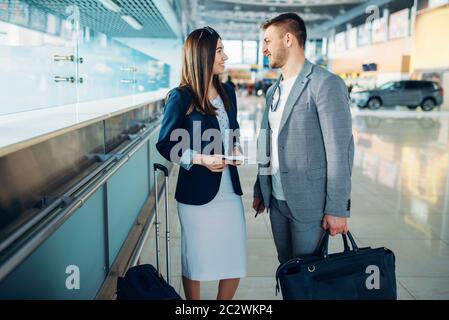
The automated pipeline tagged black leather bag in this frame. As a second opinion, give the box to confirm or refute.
[275,231,397,300]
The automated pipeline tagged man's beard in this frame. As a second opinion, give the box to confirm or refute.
[270,60,280,68]
[269,49,287,69]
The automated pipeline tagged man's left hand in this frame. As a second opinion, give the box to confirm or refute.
[322,214,349,236]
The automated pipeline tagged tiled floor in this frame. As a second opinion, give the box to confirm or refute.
[140,96,449,300]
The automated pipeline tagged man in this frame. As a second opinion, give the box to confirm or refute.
[253,13,354,264]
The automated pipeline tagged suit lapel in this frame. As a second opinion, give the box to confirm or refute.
[226,96,236,130]
[278,59,313,135]
[223,84,236,129]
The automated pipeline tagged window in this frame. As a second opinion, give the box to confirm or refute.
[394,82,403,89]
[242,40,257,65]
[379,82,395,90]
[432,82,441,90]
[222,40,258,65]
[380,81,403,90]
[421,81,434,89]
[404,81,418,89]
[222,40,242,64]
[405,81,432,89]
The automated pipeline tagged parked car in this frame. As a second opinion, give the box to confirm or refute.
[350,80,444,111]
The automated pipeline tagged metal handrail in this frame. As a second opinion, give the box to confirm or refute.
[0,199,63,253]
[0,122,162,282]
[0,159,116,254]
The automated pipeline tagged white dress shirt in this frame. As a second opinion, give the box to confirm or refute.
[268,73,299,201]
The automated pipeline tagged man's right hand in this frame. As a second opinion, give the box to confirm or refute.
[253,197,266,213]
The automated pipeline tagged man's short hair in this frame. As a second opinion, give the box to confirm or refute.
[261,13,307,49]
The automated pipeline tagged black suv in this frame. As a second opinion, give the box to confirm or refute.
[351,80,444,111]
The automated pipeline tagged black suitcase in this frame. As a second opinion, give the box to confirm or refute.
[116,163,181,300]
[275,230,397,300]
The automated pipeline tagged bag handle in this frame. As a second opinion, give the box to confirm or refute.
[319,230,359,258]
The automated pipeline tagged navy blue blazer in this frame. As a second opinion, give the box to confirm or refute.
[156,83,243,205]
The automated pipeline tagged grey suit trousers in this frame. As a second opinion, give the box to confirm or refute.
[269,196,325,264]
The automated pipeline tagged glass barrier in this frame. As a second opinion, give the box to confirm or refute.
[0,0,170,116]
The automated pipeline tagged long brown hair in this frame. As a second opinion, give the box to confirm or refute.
[179,27,231,115]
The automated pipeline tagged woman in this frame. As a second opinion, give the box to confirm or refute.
[156,26,246,300]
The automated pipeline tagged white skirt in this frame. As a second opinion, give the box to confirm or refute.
[177,167,247,281]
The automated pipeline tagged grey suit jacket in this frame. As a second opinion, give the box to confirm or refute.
[254,59,354,222]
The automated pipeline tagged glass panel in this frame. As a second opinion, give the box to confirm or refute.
[0,0,78,115]
[77,28,136,102]
[0,1,171,115]
[133,49,158,94]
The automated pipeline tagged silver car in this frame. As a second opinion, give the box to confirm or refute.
[351,80,444,111]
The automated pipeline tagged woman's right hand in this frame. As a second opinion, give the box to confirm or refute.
[193,154,227,172]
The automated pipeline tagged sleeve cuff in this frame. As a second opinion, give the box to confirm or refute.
[179,149,197,171]
[324,198,351,218]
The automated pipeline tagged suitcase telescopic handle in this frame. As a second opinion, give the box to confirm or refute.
[154,163,169,176]
[320,230,359,258]
[153,163,171,285]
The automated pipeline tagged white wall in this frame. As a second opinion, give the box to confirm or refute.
[376,72,410,86]
[115,37,183,89]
